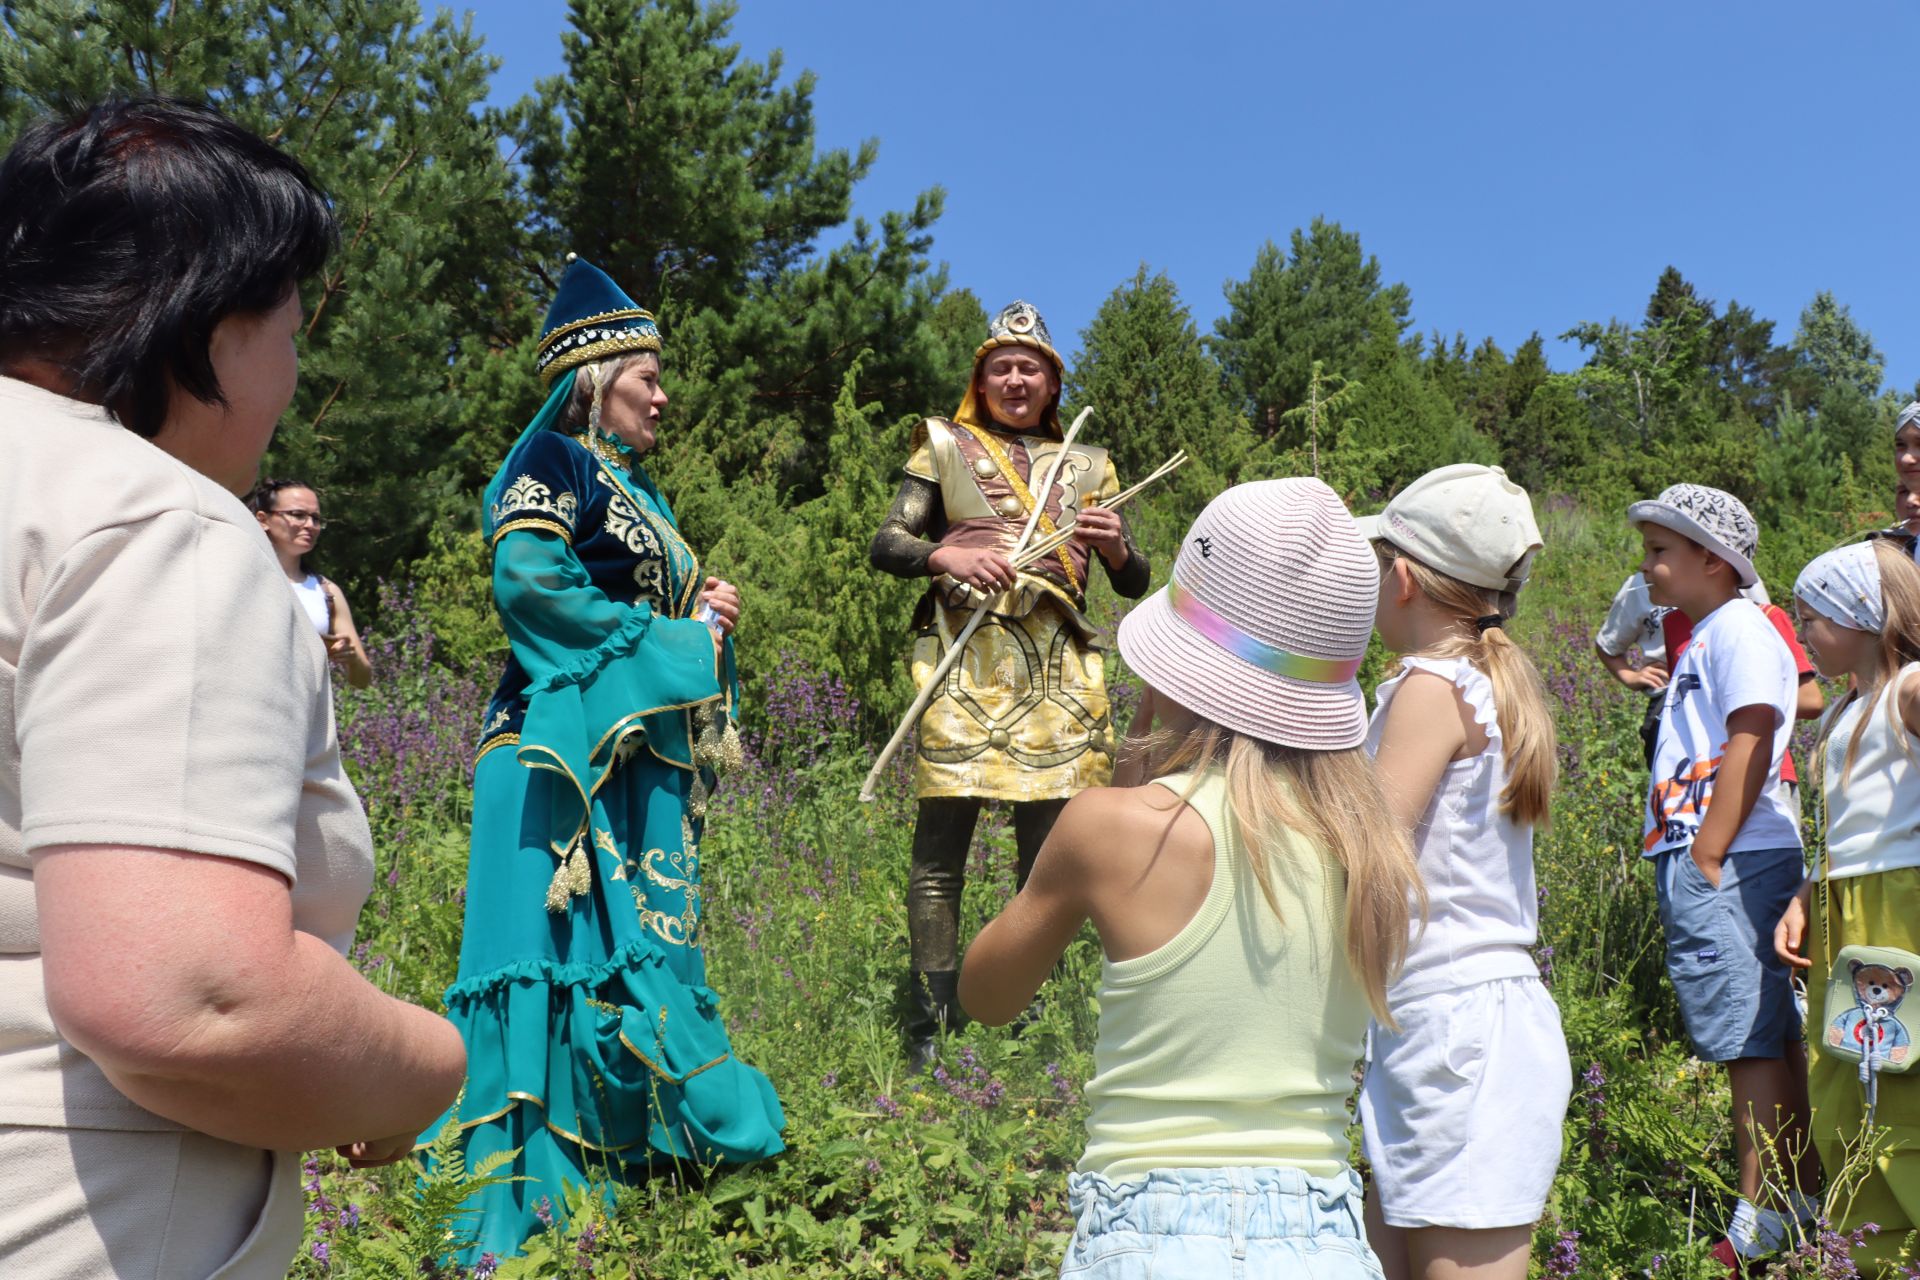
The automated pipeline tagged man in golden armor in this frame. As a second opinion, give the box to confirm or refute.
[870,301,1150,1070]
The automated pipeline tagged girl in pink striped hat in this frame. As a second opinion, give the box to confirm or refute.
[959,477,1420,1278]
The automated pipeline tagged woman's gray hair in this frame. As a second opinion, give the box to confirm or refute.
[562,351,659,429]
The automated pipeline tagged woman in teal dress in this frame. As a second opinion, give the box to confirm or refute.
[439,257,784,1263]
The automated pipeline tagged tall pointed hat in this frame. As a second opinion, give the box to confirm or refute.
[535,254,663,386]
[953,299,1066,437]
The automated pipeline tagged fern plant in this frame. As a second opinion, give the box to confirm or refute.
[302,1107,524,1279]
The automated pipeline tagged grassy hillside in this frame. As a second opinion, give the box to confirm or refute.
[287,504,1865,1279]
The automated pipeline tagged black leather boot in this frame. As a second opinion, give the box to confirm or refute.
[905,969,961,1074]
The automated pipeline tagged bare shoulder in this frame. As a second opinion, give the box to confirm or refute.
[1048,783,1209,877]
[1381,666,1473,742]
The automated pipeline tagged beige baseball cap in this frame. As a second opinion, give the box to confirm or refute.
[1353,464,1542,593]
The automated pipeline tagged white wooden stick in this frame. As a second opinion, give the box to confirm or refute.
[859,408,1093,803]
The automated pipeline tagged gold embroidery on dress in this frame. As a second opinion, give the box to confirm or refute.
[595,829,627,880]
[492,474,580,531]
[483,707,512,734]
[587,463,702,617]
[632,846,701,947]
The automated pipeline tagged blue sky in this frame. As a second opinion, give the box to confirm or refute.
[459,0,1917,386]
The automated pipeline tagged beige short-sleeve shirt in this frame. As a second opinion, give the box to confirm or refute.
[0,375,375,1131]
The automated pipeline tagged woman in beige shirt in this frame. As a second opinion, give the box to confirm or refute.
[0,99,465,1278]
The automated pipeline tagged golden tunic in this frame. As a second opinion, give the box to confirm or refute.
[903,419,1122,802]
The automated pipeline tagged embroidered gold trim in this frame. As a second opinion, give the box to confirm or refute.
[474,733,521,770]
[962,426,1081,592]
[543,306,655,348]
[542,334,664,385]
[491,475,579,533]
[585,458,703,617]
[616,1030,729,1085]
[490,517,572,547]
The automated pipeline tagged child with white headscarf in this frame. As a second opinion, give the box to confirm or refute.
[1778,536,1920,1272]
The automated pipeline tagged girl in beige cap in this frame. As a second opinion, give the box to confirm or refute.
[958,477,1419,1279]
[1353,464,1572,1280]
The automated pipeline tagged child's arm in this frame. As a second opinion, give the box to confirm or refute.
[1794,676,1824,721]
[958,796,1099,1025]
[1897,667,1920,737]
[1372,670,1469,833]
[1691,704,1776,887]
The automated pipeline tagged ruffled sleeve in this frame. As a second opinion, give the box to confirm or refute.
[1380,655,1500,747]
[493,527,721,822]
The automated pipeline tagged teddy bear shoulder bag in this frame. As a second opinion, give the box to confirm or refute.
[1818,848,1919,1122]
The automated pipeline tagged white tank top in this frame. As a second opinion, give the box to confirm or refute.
[1365,655,1540,1003]
[1822,661,1920,880]
[290,573,331,636]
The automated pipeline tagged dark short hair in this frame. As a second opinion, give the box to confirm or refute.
[244,477,319,515]
[0,98,336,437]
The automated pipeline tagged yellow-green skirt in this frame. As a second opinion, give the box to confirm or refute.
[1808,865,1920,1275]
[909,595,1113,802]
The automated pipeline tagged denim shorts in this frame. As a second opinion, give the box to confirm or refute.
[1654,844,1806,1062]
[1060,1166,1384,1280]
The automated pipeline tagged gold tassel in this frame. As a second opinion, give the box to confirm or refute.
[687,774,708,820]
[567,839,592,897]
[545,859,571,913]
[716,720,744,774]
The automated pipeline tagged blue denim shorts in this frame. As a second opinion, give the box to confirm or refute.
[1060,1166,1385,1280]
[1654,844,1806,1062]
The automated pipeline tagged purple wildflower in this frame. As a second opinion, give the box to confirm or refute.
[1546,1223,1580,1279]
[873,1093,901,1119]
[474,1254,500,1279]
[310,1239,329,1265]
[534,1196,554,1227]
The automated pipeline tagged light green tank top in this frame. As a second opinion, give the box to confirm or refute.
[1078,768,1368,1180]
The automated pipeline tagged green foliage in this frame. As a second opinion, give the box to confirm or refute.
[1213,217,1412,437]
[286,1115,525,1279]
[518,0,973,506]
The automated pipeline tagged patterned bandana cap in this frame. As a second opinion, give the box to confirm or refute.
[1898,401,1920,436]
[1795,542,1886,634]
[1626,483,1760,588]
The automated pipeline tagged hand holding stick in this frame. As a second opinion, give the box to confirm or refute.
[857,440,1190,803]
[859,409,1093,803]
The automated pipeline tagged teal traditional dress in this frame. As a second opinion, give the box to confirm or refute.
[437,361,784,1263]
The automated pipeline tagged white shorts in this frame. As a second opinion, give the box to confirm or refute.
[1357,976,1572,1229]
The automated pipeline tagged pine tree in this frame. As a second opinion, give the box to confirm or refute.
[1212,218,1411,438]
[514,0,972,505]
[1063,266,1252,507]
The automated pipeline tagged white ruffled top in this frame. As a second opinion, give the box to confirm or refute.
[1365,655,1542,1004]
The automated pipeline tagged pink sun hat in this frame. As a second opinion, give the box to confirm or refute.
[1117,478,1379,749]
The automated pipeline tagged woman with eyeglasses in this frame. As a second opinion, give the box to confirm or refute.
[248,478,372,688]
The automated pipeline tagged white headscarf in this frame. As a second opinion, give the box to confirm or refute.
[1897,401,1920,436]
[1795,542,1885,634]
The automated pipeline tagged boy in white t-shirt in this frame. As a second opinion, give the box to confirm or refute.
[1629,484,1819,1267]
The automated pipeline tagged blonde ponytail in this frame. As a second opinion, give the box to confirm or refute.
[1378,546,1559,827]
[1138,719,1423,1024]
